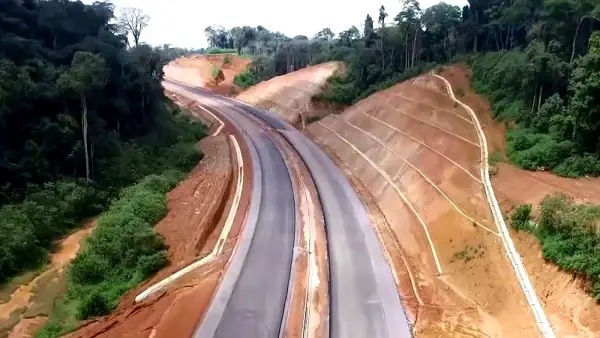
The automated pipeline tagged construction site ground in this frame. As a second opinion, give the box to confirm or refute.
[439,65,600,337]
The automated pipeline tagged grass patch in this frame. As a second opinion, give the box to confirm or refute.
[453,244,485,263]
[510,194,600,300]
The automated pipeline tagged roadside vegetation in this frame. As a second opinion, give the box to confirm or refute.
[511,195,600,300]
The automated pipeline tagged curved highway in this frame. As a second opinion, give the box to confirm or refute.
[163,79,412,338]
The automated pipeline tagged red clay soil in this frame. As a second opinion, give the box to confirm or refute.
[441,64,600,337]
[307,71,538,337]
[236,62,343,128]
[68,100,253,338]
[164,54,251,96]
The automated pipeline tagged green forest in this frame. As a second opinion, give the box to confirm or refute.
[0,0,207,332]
[204,0,600,177]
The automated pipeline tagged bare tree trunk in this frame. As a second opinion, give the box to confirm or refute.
[411,28,418,68]
[571,15,600,63]
[81,94,90,181]
[531,83,537,113]
[538,85,543,112]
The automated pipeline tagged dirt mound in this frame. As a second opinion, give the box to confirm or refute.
[307,71,538,337]
[439,65,600,337]
[236,62,343,127]
[164,54,251,96]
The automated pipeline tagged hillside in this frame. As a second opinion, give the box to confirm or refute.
[164,54,251,95]
[440,65,600,337]
[236,62,344,127]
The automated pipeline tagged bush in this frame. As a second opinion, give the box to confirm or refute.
[520,194,600,300]
[77,292,109,319]
[234,69,259,88]
[511,204,532,230]
[488,151,502,166]
[223,55,231,64]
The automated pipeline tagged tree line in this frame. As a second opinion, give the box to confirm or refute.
[204,0,600,177]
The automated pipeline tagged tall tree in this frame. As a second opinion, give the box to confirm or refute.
[364,14,376,47]
[118,7,150,47]
[379,5,388,28]
[57,52,108,181]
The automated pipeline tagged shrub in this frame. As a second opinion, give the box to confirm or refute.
[488,151,502,166]
[520,194,600,300]
[77,292,109,319]
[234,69,259,88]
[511,204,532,230]
[223,55,231,64]
[454,87,465,97]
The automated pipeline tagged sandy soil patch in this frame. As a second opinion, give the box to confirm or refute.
[307,71,538,337]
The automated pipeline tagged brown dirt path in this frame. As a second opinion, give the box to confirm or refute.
[306,72,538,337]
[441,64,600,337]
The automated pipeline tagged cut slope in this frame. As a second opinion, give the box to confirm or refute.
[236,62,343,127]
[164,54,251,95]
[440,64,600,337]
[307,72,539,337]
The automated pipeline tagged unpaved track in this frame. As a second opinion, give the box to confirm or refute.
[164,79,411,338]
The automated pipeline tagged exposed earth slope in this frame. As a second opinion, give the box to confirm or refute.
[440,64,600,338]
[236,62,343,127]
[305,70,540,337]
[164,54,251,95]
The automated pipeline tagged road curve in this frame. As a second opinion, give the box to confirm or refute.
[163,79,411,338]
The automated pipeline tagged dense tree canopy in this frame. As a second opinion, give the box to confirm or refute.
[0,0,206,284]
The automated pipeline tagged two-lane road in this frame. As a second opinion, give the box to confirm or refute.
[163,79,412,338]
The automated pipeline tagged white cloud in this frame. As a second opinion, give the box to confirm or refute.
[85,0,467,48]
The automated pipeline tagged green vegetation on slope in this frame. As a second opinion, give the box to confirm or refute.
[37,172,182,337]
[0,0,206,285]
[511,195,600,300]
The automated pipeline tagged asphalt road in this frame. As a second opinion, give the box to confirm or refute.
[164,79,411,338]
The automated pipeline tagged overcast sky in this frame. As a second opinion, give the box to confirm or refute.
[85,0,468,49]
